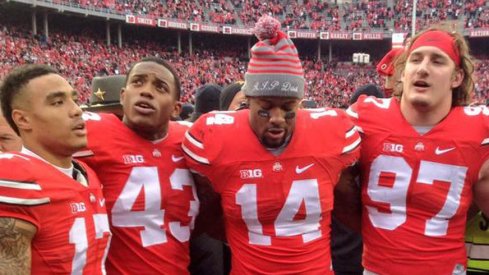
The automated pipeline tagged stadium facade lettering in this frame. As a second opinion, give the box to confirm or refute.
[123,15,416,41]
[470,29,489,37]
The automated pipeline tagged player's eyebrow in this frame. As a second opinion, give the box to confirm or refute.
[45,91,68,101]
[45,90,77,102]
[130,73,147,80]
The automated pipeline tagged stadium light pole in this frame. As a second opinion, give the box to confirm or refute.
[411,0,417,37]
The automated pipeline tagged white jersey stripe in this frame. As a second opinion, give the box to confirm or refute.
[481,138,489,146]
[176,120,193,127]
[345,127,357,138]
[342,137,361,154]
[73,150,95,157]
[182,144,210,165]
[0,180,41,190]
[0,195,50,206]
[185,131,204,149]
[346,107,358,119]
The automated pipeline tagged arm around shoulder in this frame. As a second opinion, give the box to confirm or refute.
[474,158,489,217]
[0,217,36,274]
[192,174,226,241]
[333,165,362,232]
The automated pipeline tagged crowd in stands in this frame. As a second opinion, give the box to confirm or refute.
[303,0,342,31]
[475,59,489,104]
[47,0,489,32]
[465,0,489,29]
[232,0,286,27]
[0,24,250,104]
[303,60,381,107]
[1,21,488,108]
[343,1,393,31]
[2,0,489,107]
[0,22,387,108]
[206,0,236,24]
[393,0,465,32]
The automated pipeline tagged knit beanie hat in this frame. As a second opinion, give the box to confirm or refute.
[242,15,305,99]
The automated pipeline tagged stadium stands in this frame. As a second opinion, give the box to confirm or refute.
[40,0,489,33]
[0,0,487,107]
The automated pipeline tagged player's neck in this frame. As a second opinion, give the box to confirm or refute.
[123,117,169,141]
[21,144,73,168]
[400,99,451,127]
[131,125,169,141]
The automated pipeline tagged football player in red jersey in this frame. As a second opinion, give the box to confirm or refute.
[76,57,199,274]
[347,26,489,275]
[0,64,111,274]
[182,16,360,274]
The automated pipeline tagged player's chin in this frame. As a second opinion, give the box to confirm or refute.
[261,135,287,149]
[409,95,432,109]
[69,137,88,151]
[129,114,158,126]
[135,119,161,131]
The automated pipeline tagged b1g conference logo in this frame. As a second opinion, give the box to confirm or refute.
[240,169,263,179]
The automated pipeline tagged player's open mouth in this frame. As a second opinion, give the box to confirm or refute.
[72,122,86,136]
[134,101,156,114]
[413,80,430,88]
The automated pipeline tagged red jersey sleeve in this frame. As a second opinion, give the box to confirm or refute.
[460,105,489,174]
[182,112,227,179]
[337,108,361,167]
[481,108,489,163]
[0,152,110,274]
[76,112,118,165]
[346,94,374,134]
[0,153,48,229]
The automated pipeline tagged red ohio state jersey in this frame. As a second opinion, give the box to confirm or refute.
[347,96,489,275]
[77,112,198,275]
[182,109,360,275]
[0,153,110,274]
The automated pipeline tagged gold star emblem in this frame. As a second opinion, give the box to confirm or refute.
[94,88,106,101]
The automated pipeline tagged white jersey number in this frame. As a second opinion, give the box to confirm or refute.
[464,106,489,116]
[364,97,391,109]
[367,155,468,236]
[69,214,110,275]
[81,112,102,121]
[310,108,338,119]
[236,179,322,245]
[111,167,198,247]
[206,113,235,125]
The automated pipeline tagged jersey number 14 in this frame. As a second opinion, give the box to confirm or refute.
[236,179,323,245]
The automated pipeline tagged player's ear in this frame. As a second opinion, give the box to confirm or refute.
[451,69,464,89]
[120,88,126,105]
[12,109,31,132]
[171,101,182,120]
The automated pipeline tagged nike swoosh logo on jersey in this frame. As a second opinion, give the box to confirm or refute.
[296,163,314,174]
[99,198,105,207]
[172,155,184,162]
[435,147,455,155]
